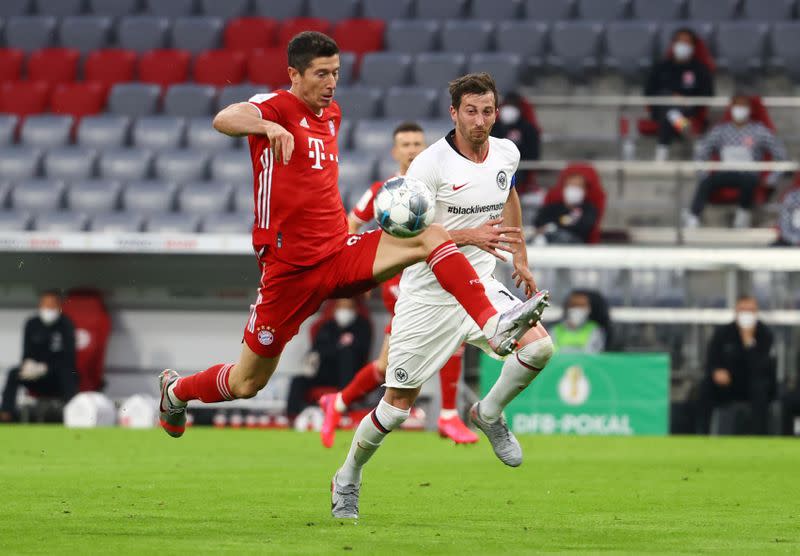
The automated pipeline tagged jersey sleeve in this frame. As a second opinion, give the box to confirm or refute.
[405,149,441,196]
[247,93,282,124]
[351,181,383,223]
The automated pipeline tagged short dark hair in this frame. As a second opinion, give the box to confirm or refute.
[287,31,339,74]
[448,72,498,110]
[393,121,423,137]
[39,289,62,301]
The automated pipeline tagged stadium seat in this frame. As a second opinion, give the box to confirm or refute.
[247,48,288,88]
[84,49,137,88]
[121,180,176,212]
[770,23,800,81]
[576,0,629,20]
[20,114,73,147]
[385,20,440,54]
[155,149,209,183]
[337,52,356,86]
[384,87,437,120]
[187,116,239,151]
[687,0,738,19]
[360,52,412,87]
[548,22,603,81]
[0,81,51,117]
[198,0,250,18]
[437,88,454,118]
[145,212,200,233]
[413,52,466,88]
[66,180,121,213]
[0,146,42,179]
[604,22,657,80]
[11,178,64,211]
[32,211,88,232]
[163,84,217,117]
[362,0,412,19]
[333,86,382,119]
[132,116,186,150]
[178,181,233,215]
[416,0,467,19]
[218,83,267,108]
[87,0,138,16]
[99,148,153,180]
[89,212,143,232]
[416,118,452,144]
[232,184,252,212]
[142,0,196,17]
[495,21,548,69]
[44,147,97,180]
[210,149,252,183]
[0,211,30,231]
[5,16,57,50]
[716,22,768,76]
[338,119,353,149]
[0,115,18,146]
[34,0,84,16]
[59,16,112,53]
[441,21,493,54]
[77,115,130,149]
[51,82,108,119]
[277,18,331,48]
[470,0,521,20]
[338,151,377,189]
[193,50,247,86]
[224,17,279,51]
[523,0,574,20]
[201,212,252,233]
[658,22,714,54]
[742,0,795,20]
[253,0,305,20]
[0,48,24,81]
[332,19,385,59]
[630,0,685,19]
[351,119,395,153]
[308,0,359,21]
[117,16,170,52]
[0,0,32,17]
[172,17,223,54]
[138,49,191,88]
[377,155,397,181]
[107,83,160,117]
[468,52,521,92]
[26,48,80,84]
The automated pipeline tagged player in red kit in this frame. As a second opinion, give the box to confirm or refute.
[157,31,549,440]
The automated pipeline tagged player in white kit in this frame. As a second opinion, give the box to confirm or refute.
[331,73,554,519]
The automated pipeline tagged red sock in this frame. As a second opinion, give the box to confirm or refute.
[173,363,234,403]
[427,241,496,328]
[341,361,382,407]
[438,350,463,411]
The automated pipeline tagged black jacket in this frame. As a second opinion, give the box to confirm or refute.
[313,316,372,385]
[644,58,714,117]
[705,321,774,400]
[534,201,598,244]
[21,314,78,400]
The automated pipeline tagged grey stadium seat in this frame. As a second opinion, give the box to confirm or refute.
[117,16,170,52]
[122,180,177,213]
[186,117,239,152]
[210,149,252,183]
[548,22,603,80]
[253,0,305,19]
[771,23,800,82]
[338,119,353,150]
[145,212,199,233]
[604,22,657,80]
[337,52,356,87]
[154,149,208,183]
[0,116,17,146]
[687,0,738,20]
[470,0,522,20]
[377,155,397,181]
[99,148,153,180]
[0,147,41,180]
[201,212,252,234]
[360,52,412,88]
[416,119,452,144]
[468,52,522,92]
[715,22,768,76]
[631,0,685,20]
[334,86,382,119]
[87,0,138,16]
[351,120,394,153]
[338,152,377,185]
[198,0,250,18]
[219,84,268,109]
[384,87,437,120]
[576,0,629,20]
[108,83,161,117]
[0,181,11,208]
[142,0,196,17]
[742,0,795,20]
[385,20,440,55]
[32,211,88,232]
[89,212,143,232]
[658,22,714,54]
[44,147,97,180]
[0,0,31,17]
[0,211,31,231]
[171,17,223,54]
[59,16,112,53]
[178,181,232,215]
[20,115,73,148]
[416,0,467,19]
[5,16,56,50]
[524,0,574,20]
[36,0,83,16]
[308,0,359,20]
[11,179,64,211]
[132,116,186,150]
[441,20,493,55]
[66,180,121,212]
[77,115,130,149]
[438,88,454,119]
[362,0,413,19]
[233,184,252,212]
[413,52,466,88]
[163,84,217,117]
[495,21,549,69]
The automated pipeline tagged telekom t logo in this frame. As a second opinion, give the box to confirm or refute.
[308,137,325,169]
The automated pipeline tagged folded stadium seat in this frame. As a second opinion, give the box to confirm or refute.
[0,181,11,206]
[547,22,603,82]
[542,163,606,244]
[494,21,549,71]
[201,212,252,234]
[333,86,382,119]
[35,0,83,15]
[98,148,153,180]
[253,0,305,19]
[0,211,30,231]
[210,148,253,183]
[51,82,108,121]
[26,48,80,84]
[44,147,98,180]
[178,181,233,215]
[107,83,161,116]
[417,0,467,19]
[132,116,187,150]
[0,146,42,179]
[218,83,266,108]
[603,22,658,82]
[163,84,217,117]
[61,290,113,392]
[377,155,397,180]
[715,22,768,78]
[383,87,437,120]
[630,0,685,20]
[86,0,138,16]
[20,114,73,147]
[224,17,279,52]
[742,0,796,20]
[277,18,332,48]
[247,47,289,88]
[770,23,800,82]
[76,114,130,149]
[138,49,191,89]
[32,211,88,232]
[232,184,252,212]
[338,151,378,185]
[657,22,715,59]
[441,21,493,55]
[0,115,18,145]
[5,16,57,51]
[350,120,396,154]
[331,19,385,62]
[414,118,453,144]
[198,0,250,18]
[117,16,170,52]
[121,180,177,213]
[359,52,412,87]
[468,52,522,92]
[155,149,209,184]
[308,0,359,21]
[186,116,239,151]
[575,0,629,20]
[142,0,196,17]
[385,20,440,55]
[66,180,121,213]
[0,0,31,17]
[470,0,521,20]
[337,52,356,86]
[338,119,352,149]
[59,16,113,53]
[193,50,247,86]
[10,178,65,211]
[0,48,25,81]
[145,212,200,233]
[172,17,224,54]
[0,81,51,118]
[89,212,143,232]
[686,0,738,20]
[523,0,575,20]
[84,49,137,88]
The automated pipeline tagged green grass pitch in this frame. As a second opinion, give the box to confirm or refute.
[1,427,798,555]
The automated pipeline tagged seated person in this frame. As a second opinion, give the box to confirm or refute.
[774,179,800,246]
[534,171,599,244]
[684,94,787,229]
[551,291,606,354]
[644,28,715,161]
[491,92,540,191]
[1,290,77,422]
[287,298,372,418]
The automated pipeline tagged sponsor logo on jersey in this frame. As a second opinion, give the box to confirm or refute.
[329,120,336,136]
[257,325,276,346]
[496,170,508,190]
[299,117,310,129]
[394,368,408,383]
[447,202,505,215]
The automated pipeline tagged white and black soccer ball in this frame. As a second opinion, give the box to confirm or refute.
[373,176,436,238]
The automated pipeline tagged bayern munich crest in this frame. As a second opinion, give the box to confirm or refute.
[329,120,336,136]
[257,325,275,346]
[496,170,508,190]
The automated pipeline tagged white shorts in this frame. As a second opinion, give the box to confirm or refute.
[385,277,521,389]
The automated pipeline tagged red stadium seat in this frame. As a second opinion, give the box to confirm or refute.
[0,81,51,118]
[0,48,25,82]
[27,48,80,84]
[194,49,247,86]
[332,19,385,57]
[85,49,137,87]
[138,49,192,88]
[224,17,279,51]
[277,18,331,48]
[62,290,112,393]
[51,82,108,119]
[247,48,289,88]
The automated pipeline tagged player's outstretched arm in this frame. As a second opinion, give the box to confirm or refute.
[448,217,521,262]
[213,103,294,164]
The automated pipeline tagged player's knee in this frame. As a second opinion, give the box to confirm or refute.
[517,336,554,370]
[374,398,410,431]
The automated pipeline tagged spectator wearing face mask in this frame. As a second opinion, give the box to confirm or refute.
[534,172,598,244]
[491,92,540,190]
[551,292,606,354]
[684,94,787,229]
[774,182,800,246]
[696,295,776,435]
[644,28,715,161]
[1,290,77,422]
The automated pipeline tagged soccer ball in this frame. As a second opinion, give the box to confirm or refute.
[373,176,436,238]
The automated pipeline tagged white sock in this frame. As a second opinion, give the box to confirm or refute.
[167,381,187,407]
[338,399,409,485]
[481,314,499,338]
[334,392,346,413]
[439,408,458,420]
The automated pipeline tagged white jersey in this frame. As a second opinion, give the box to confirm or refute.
[400,132,520,305]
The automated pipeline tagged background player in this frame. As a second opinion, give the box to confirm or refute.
[331,73,553,519]
[157,33,548,439]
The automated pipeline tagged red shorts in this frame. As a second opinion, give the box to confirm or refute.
[244,230,382,357]
[381,274,401,335]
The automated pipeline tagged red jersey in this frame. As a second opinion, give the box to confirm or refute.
[247,90,347,266]
[351,180,384,225]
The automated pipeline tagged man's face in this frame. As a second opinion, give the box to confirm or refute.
[39,294,60,312]
[450,92,497,147]
[736,297,758,315]
[392,131,426,173]
[289,55,340,112]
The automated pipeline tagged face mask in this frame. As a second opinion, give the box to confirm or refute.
[563,185,585,206]
[736,311,757,330]
[39,308,59,325]
[731,106,750,124]
[334,308,357,329]
[566,307,589,327]
[499,105,520,125]
[673,42,694,62]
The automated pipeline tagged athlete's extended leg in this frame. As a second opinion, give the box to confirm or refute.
[437,349,478,444]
